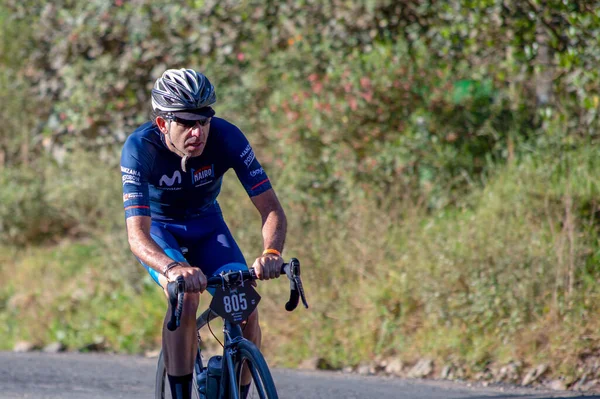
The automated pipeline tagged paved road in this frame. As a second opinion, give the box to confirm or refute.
[0,352,596,399]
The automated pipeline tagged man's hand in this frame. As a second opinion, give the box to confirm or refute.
[252,253,283,280]
[166,265,207,293]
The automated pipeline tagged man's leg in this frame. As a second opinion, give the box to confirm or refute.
[156,273,200,399]
[136,221,200,399]
[242,308,261,348]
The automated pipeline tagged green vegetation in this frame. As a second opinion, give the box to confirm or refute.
[1,0,599,385]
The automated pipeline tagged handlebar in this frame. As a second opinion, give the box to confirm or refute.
[166,258,308,331]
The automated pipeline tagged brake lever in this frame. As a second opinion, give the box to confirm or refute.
[167,276,185,331]
[294,275,309,309]
[284,258,309,311]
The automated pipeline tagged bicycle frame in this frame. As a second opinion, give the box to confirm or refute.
[192,310,247,399]
[219,318,245,399]
[164,260,308,399]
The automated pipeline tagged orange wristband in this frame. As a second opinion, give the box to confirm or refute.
[262,248,281,257]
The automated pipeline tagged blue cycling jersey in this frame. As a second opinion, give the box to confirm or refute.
[120,117,272,221]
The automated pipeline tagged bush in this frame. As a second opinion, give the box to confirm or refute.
[0,151,122,245]
[0,167,63,245]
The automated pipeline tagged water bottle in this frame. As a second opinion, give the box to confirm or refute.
[197,368,207,399]
[206,355,222,399]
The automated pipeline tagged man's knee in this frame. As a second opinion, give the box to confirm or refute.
[243,309,261,339]
[163,292,200,325]
[181,292,200,318]
[245,308,259,327]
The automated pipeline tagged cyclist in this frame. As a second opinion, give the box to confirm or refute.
[120,68,287,399]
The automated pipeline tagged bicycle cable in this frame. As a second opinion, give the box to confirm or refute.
[207,316,224,348]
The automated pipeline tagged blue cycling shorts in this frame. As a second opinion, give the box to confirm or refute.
[137,213,248,292]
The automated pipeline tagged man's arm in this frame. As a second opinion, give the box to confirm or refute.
[126,216,175,276]
[250,188,287,280]
[126,216,206,291]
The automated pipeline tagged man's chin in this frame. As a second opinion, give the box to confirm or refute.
[186,146,205,157]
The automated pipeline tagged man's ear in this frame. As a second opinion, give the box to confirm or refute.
[156,116,169,134]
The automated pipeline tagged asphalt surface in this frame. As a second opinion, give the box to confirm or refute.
[0,352,597,399]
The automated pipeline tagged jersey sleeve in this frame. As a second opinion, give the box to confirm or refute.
[120,134,152,219]
[225,124,272,197]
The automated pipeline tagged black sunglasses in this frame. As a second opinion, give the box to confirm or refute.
[170,116,211,128]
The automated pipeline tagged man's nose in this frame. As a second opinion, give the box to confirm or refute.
[190,124,204,136]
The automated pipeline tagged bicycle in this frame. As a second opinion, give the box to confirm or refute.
[155,258,308,399]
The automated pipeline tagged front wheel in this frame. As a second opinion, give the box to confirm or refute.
[230,340,278,399]
[155,350,202,399]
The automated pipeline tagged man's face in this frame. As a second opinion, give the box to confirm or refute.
[159,116,211,158]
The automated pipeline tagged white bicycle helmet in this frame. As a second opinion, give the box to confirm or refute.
[151,68,216,118]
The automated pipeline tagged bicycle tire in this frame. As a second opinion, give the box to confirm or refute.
[155,350,202,399]
[229,340,278,399]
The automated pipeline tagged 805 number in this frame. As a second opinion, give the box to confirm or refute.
[211,284,261,323]
[223,292,248,313]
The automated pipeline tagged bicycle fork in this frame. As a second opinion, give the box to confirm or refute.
[220,321,244,399]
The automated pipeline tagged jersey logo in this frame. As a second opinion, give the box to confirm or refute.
[217,234,231,248]
[243,150,255,168]
[159,171,182,187]
[240,144,255,169]
[250,167,264,177]
[122,167,142,186]
[191,165,214,187]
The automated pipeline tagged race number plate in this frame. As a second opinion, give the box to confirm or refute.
[210,284,261,324]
